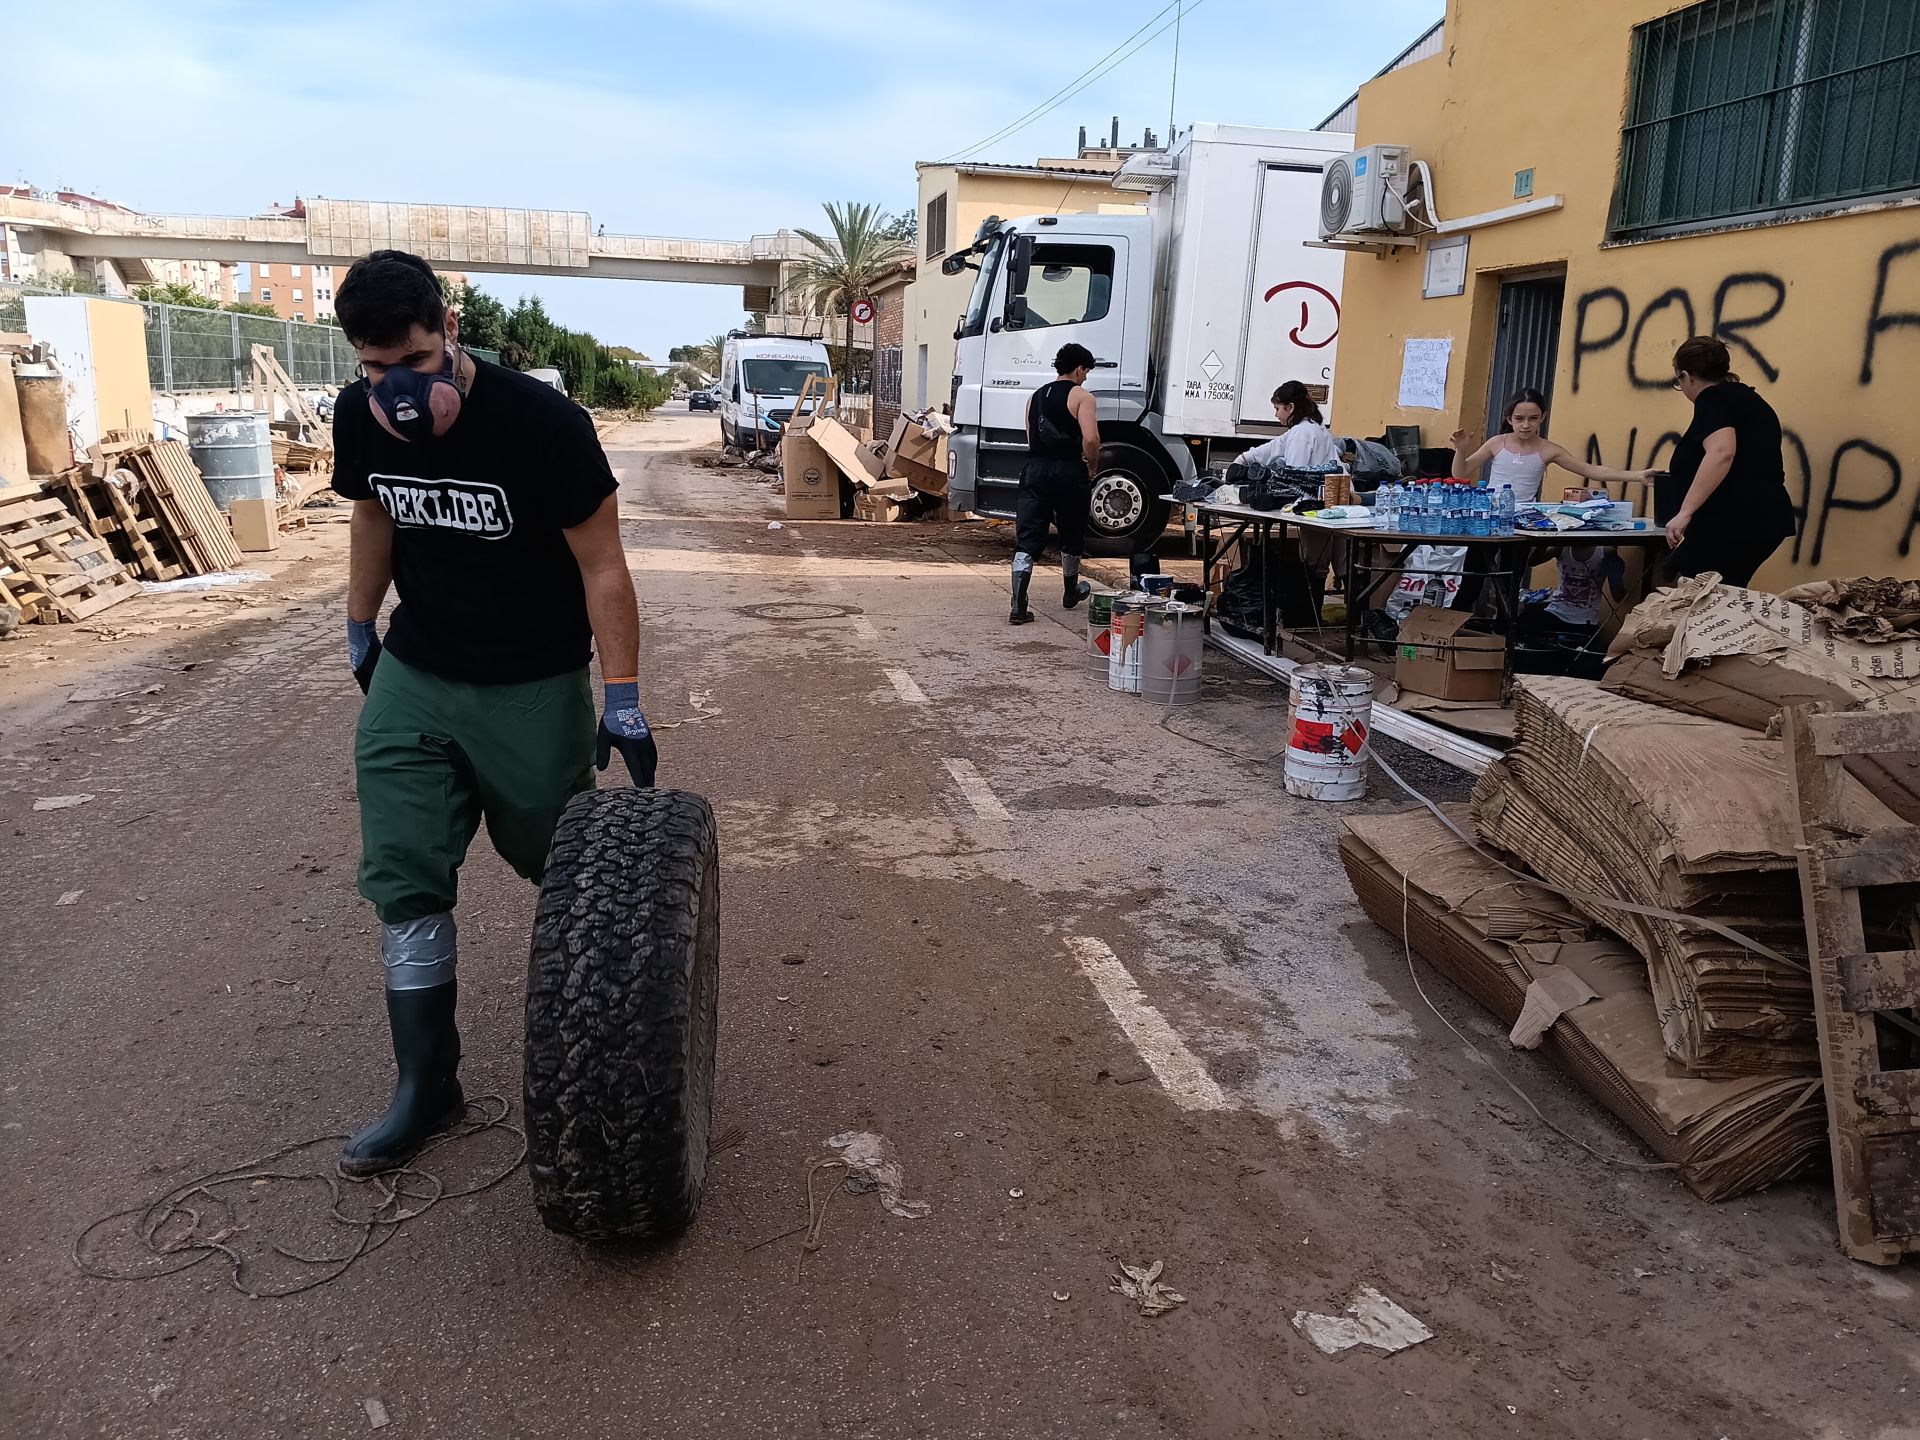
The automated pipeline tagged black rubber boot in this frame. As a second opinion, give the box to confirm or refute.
[1062,565,1090,609]
[1009,570,1035,625]
[339,983,465,1177]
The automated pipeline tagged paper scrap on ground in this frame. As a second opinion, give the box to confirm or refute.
[34,794,94,811]
[362,1397,390,1429]
[1111,1259,1187,1316]
[826,1131,931,1219]
[56,890,83,906]
[1508,967,1600,1049]
[1292,1286,1433,1355]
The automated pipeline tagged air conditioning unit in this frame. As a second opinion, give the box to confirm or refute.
[1319,144,1412,239]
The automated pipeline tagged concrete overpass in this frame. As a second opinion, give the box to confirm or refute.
[0,193,805,287]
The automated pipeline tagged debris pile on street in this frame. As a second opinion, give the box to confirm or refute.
[1341,806,1828,1199]
[1603,575,1920,823]
[1346,577,1920,1207]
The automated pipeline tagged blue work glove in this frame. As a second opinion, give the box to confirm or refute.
[596,679,658,788]
[349,617,382,694]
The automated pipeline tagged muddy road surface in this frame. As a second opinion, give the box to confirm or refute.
[2,408,1912,1439]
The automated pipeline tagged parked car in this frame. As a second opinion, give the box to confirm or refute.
[688,388,716,411]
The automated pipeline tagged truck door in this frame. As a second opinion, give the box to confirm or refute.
[981,234,1130,442]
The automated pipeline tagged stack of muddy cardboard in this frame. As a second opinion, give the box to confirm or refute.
[1604,575,1920,824]
[787,409,954,523]
[1472,676,1900,1076]
[1340,807,1828,1200]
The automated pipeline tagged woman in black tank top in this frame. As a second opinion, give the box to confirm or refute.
[1010,343,1099,625]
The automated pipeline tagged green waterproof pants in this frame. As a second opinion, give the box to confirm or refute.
[355,652,595,924]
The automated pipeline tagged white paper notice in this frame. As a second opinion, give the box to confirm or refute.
[1397,338,1452,410]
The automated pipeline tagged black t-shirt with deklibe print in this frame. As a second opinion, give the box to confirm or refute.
[333,359,618,684]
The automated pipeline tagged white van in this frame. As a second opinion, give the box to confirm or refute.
[718,333,833,449]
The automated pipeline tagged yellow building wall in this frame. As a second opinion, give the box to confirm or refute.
[902,167,1143,413]
[1331,0,1920,586]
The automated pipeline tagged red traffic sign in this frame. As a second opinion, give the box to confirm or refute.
[850,298,875,326]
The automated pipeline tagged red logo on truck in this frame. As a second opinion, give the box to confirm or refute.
[1263,281,1340,350]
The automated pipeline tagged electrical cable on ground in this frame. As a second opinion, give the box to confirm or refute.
[72,1096,526,1299]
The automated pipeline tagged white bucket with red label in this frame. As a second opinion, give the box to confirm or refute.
[1284,664,1374,801]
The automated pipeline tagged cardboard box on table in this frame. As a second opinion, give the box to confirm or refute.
[1395,605,1504,702]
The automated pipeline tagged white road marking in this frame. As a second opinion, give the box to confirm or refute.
[1064,936,1232,1112]
[941,757,1013,822]
[884,667,929,704]
[850,616,881,641]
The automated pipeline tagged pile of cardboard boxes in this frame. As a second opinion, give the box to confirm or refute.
[781,408,954,524]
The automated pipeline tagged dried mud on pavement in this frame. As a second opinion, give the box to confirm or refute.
[2,411,1914,1440]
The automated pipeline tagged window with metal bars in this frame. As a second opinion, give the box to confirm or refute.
[1614,0,1920,235]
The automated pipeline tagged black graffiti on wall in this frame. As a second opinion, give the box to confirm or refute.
[1573,240,1920,567]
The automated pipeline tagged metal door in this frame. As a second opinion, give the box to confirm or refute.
[1482,274,1566,439]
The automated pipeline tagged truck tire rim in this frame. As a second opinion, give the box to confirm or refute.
[1090,472,1145,533]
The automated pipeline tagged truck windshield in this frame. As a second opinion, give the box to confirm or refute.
[742,359,829,396]
[958,231,1007,340]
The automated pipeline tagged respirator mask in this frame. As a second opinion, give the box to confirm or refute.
[368,334,463,441]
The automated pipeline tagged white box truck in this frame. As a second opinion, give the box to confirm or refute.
[718,332,833,450]
[945,123,1351,553]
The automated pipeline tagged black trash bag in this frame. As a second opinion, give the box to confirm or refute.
[1214,540,1322,638]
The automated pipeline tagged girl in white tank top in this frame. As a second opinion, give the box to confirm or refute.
[1452,388,1653,501]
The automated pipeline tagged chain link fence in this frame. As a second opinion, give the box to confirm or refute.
[2,283,500,394]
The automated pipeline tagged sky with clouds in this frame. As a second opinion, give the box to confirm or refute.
[7,0,1442,360]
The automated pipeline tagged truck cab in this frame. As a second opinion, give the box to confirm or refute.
[948,214,1163,554]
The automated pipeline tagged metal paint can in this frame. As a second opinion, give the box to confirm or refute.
[1283,663,1374,801]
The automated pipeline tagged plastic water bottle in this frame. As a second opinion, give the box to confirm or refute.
[1377,483,1397,531]
[1440,485,1460,536]
[1493,483,1516,536]
[1409,485,1430,535]
[1469,493,1492,538]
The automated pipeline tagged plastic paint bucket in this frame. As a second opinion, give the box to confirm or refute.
[1086,592,1115,681]
[1108,595,1151,694]
[1284,663,1374,801]
[1141,600,1204,706]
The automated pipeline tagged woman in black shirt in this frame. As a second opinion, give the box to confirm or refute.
[1662,335,1796,587]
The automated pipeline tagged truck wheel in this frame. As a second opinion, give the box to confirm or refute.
[524,787,720,1241]
[1085,441,1173,557]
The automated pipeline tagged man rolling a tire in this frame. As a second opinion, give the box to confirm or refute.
[330,250,656,1177]
[1009,342,1102,625]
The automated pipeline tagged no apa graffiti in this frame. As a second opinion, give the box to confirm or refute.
[1571,238,1920,566]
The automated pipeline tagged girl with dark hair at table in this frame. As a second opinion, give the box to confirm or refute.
[1661,336,1795,588]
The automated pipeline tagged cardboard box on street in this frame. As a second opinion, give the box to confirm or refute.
[882,413,950,496]
[808,415,897,492]
[782,427,842,519]
[1394,605,1504,702]
[853,492,908,523]
[228,496,280,552]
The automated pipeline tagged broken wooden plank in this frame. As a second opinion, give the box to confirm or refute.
[1811,709,1920,760]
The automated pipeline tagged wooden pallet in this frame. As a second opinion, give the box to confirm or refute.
[101,430,244,574]
[0,490,141,621]
[1785,704,1920,1266]
[47,466,183,582]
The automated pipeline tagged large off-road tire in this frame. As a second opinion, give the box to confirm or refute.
[524,787,719,1241]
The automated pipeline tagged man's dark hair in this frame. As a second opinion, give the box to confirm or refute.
[335,249,446,348]
[1054,342,1095,375]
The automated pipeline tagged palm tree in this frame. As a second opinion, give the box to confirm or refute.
[700,332,729,378]
[791,201,911,398]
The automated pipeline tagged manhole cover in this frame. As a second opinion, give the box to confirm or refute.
[742,601,860,622]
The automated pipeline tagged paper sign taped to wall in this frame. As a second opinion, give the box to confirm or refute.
[1397,338,1452,410]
